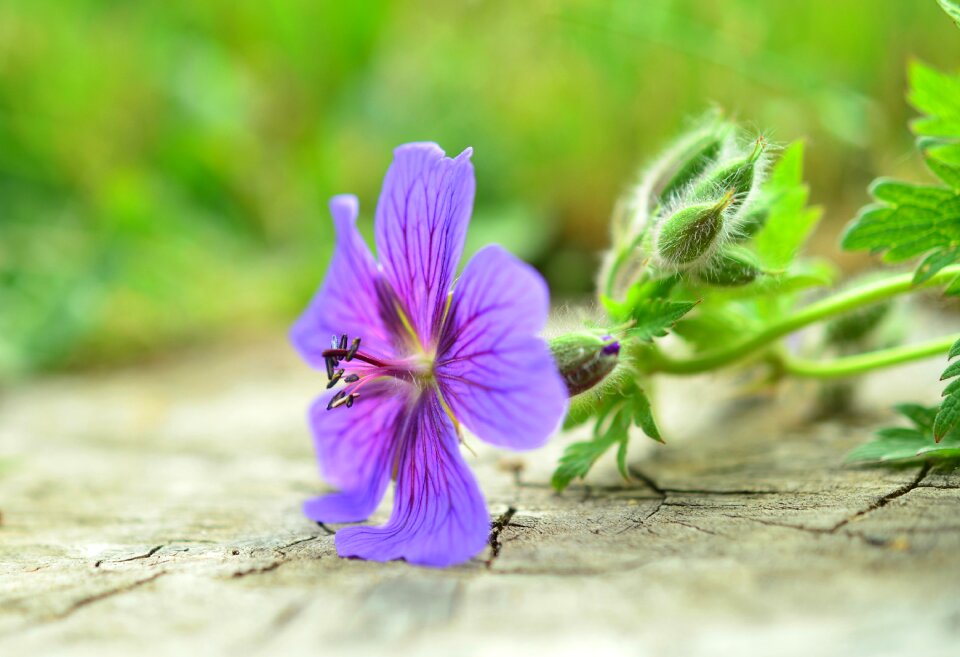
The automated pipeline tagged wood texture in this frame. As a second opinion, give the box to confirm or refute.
[1,338,958,657]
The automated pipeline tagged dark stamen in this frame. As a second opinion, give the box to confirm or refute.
[345,394,356,408]
[343,373,360,383]
[346,337,361,361]
[324,357,335,379]
[326,369,344,389]
[326,391,346,411]
[339,334,348,350]
[321,348,387,369]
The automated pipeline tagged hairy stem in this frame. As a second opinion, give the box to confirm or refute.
[778,333,960,379]
[649,266,960,375]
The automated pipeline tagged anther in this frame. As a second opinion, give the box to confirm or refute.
[339,334,348,350]
[345,337,361,361]
[343,373,360,383]
[326,391,346,411]
[324,356,335,380]
[326,369,344,389]
[345,394,356,409]
[330,335,339,349]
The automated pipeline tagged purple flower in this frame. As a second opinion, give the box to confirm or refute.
[291,143,568,567]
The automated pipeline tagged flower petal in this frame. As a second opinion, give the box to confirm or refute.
[302,382,406,523]
[291,194,396,367]
[335,392,489,567]
[374,143,475,347]
[435,245,568,450]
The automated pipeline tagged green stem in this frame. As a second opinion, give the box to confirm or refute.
[778,333,960,379]
[649,265,960,375]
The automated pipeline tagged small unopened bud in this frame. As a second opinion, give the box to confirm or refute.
[691,137,766,212]
[655,191,733,268]
[549,332,620,396]
[825,302,892,346]
[658,130,727,202]
[699,247,762,287]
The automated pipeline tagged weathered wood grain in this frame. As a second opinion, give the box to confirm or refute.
[1,337,958,657]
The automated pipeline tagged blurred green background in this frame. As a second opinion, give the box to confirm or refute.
[2,0,958,380]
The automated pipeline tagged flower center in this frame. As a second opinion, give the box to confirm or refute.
[320,333,433,410]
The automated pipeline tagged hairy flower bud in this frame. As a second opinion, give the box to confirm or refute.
[690,137,767,212]
[655,191,733,268]
[699,247,762,286]
[658,129,727,202]
[549,332,620,396]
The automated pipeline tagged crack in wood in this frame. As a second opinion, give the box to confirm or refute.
[94,544,164,568]
[830,463,931,532]
[274,535,320,556]
[485,506,516,567]
[50,572,166,621]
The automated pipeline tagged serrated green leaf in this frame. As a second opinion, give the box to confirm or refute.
[934,393,960,441]
[615,439,630,481]
[846,430,929,463]
[925,153,960,190]
[844,61,960,281]
[869,179,953,208]
[909,61,960,124]
[943,378,960,397]
[625,298,697,342]
[941,359,960,380]
[631,387,662,443]
[913,246,960,285]
[847,401,960,463]
[937,0,960,29]
[842,204,960,260]
[754,142,822,269]
[893,402,938,431]
[551,436,618,491]
[949,338,960,359]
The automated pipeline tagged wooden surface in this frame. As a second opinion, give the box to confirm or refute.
[1,337,959,657]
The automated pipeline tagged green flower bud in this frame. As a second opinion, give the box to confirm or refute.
[699,247,762,286]
[690,137,766,212]
[824,302,891,346]
[655,192,733,268]
[549,332,620,396]
[658,130,727,202]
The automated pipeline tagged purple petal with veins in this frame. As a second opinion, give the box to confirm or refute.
[436,245,568,450]
[291,143,566,567]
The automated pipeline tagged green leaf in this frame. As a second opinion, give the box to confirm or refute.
[754,142,822,269]
[935,343,960,441]
[631,387,662,442]
[843,61,960,280]
[551,433,621,491]
[913,246,960,285]
[939,0,960,27]
[848,403,960,463]
[893,402,938,431]
[625,298,698,342]
[615,440,630,481]
[949,338,960,359]
[869,179,952,208]
[926,154,960,191]
[941,359,960,380]
[934,394,960,442]
[552,381,663,491]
